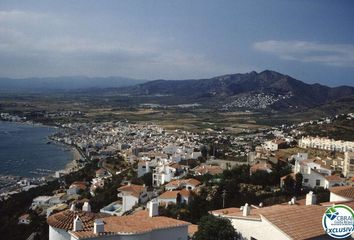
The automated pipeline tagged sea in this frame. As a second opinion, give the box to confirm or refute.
[0,121,73,178]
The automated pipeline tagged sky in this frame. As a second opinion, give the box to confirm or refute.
[0,0,353,86]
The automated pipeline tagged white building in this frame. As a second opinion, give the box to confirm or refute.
[153,162,181,187]
[212,192,342,240]
[117,184,148,212]
[299,136,354,152]
[262,140,278,151]
[48,201,190,240]
[31,196,53,209]
[158,189,191,206]
[292,158,333,189]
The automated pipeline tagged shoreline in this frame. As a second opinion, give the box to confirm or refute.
[0,120,84,179]
[62,144,85,174]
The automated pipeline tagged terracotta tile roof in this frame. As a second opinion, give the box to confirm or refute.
[179,189,191,197]
[260,205,327,239]
[47,209,104,231]
[213,204,337,239]
[330,185,354,199]
[118,184,146,198]
[159,190,180,199]
[165,178,201,188]
[69,214,190,239]
[325,175,343,181]
[169,163,182,170]
[250,163,272,173]
[70,181,87,190]
[194,165,223,175]
[19,214,30,221]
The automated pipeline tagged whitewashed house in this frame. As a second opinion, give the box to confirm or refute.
[212,192,340,240]
[47,201,190,240]
[117,183,148,212]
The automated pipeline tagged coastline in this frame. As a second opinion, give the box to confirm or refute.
[62,145,85,174]
[0,119,84,179]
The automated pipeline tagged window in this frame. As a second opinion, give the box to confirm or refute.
[304,179,309,183]
[316,179,321,186]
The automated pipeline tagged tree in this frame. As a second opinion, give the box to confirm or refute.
[294,173,303,196]
[283,175,295,195]
[193,214,240,240]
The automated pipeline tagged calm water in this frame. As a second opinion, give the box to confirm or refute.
[0,121,73,177]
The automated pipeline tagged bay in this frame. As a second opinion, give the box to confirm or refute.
[0,121,73,177]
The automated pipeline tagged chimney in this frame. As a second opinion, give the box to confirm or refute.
[148,200,159,217]
[306,191,316,205]
[70,203,76,212]
[94,219,104,235]
[73,216,83,231]
[242,203,250,216]
[82,202,91,212]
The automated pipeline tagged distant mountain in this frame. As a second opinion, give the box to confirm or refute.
[116,70,354,110]
[0,76,146,92]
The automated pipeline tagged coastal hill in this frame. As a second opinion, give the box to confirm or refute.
[114,70,354,111]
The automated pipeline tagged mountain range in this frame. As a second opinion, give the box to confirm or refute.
[115,70,354,110]
[1,70,353,111]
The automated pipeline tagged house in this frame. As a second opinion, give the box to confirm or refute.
[48,201,190,240]
[67,181,87,195]
[165,178,201,191]
[324,175,345,189]
[95,168,110,178]
[31,196,53,209]
[193,165,223,176]
[117,183,148,212]
[250,162,272,175]
[152,162,181,187]
[18,214,31,225]
[47,203,108,240]
[291,159,332,189]
[329,185,354,202]
[158,189,191,205]
[137,160,151,177]
[211,192,343,240]
[262,139,287,152]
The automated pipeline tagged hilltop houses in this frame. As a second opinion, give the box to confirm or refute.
[47,201,190,240]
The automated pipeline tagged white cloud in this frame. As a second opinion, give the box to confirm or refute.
[253,40,354,67]
[0,9,239,79]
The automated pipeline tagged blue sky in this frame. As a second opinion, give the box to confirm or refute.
[0,0,353,86]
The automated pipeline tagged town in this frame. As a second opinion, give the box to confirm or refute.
[1,111,353,240]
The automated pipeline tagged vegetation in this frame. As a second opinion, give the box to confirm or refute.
[193,214,241,240]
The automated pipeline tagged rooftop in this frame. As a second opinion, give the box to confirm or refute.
[69,212,190,239]
[330,185,354,199]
